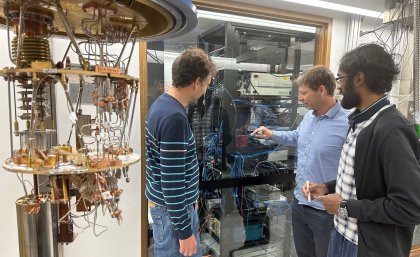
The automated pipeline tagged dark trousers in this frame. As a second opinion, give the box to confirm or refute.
[327,228,357,257]
[292,203,334,257]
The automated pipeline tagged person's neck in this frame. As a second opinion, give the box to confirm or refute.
[315,97,336,116]
[357,93,385,112]
[166,86,190,107]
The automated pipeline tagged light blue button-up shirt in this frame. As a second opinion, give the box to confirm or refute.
[272,101,349,210]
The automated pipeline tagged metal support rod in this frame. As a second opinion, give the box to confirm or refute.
[28,81,40,166]
[16,3,26,66]
[290,40,301,131]
[124,40,137,75]
[7,80,14,156]
[115,24,137,68]
[127,82,138,143]
[75,78,85,114]
[414,0,420,114]
[33,174,39,196]
[99,43,104,66]
[12,80,18,133]
[55,1,87,69]
[49,83,56,130]
[60,75,86,148]
[64,89,85,148]
[118,86,135,148]
[61,42,73,64]
[65,77,85,144]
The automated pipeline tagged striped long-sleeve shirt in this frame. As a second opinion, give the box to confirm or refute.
[145,93,199,240]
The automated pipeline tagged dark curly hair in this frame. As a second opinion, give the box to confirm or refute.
[297,65,336,96]
[172,47,217,88]
[338,43,399,94]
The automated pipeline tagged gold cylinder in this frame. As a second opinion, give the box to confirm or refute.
[12,37,51,68]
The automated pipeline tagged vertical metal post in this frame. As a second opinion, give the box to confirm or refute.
[414,0,420,137]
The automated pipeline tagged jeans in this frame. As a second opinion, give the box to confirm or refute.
[292,203,334,257]
[327,228,357,257]
[150,204,202,257]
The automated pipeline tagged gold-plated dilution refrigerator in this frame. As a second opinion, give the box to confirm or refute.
[0,1,197,256]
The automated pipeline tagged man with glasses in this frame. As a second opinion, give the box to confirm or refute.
[305,43,420,257]
[335,73,355,84]
[253,65,349,257]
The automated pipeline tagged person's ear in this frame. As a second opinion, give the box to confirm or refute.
[354,72,365,88]
[318,85,326,95]
[195,78,201,85]
[193,78,201,89]
[190,78,198,90]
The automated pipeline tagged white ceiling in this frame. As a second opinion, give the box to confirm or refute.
[231,0,387,18]
[307,0,386,11]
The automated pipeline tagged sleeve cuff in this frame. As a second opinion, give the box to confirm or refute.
[325,180,336,194]
[176,227,193,240]
[346,199,360,218]
[271,131,283,142]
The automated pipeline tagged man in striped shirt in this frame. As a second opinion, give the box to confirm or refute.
[146,47,217,257]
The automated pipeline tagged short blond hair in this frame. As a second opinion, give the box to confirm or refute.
[298,65,336,95]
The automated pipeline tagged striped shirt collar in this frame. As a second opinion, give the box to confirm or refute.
[348,96,390,131]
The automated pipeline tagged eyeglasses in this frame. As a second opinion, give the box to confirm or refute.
[335,73,355,83]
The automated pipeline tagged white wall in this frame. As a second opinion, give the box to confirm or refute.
[0,27,22,257]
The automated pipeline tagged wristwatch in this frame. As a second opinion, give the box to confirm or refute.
[338,200,348,218]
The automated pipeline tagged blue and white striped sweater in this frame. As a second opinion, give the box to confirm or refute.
[145,93,199,240]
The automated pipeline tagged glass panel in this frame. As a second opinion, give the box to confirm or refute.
[146,41,165,108]
[147,16,317,257]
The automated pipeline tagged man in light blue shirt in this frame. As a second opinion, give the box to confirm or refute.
[253,65,349,257]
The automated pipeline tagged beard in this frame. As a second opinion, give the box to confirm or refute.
[340,80,361,109]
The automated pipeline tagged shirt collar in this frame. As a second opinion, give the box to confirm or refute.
[348,96,390,131]
[311,100,341,119]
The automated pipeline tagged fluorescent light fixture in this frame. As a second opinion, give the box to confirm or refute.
[197,10,316,33]
[150,50,272,72]
[279,0,383,18]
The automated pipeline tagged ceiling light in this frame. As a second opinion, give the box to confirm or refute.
[279,0,383,18]
[197,10,316,33]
